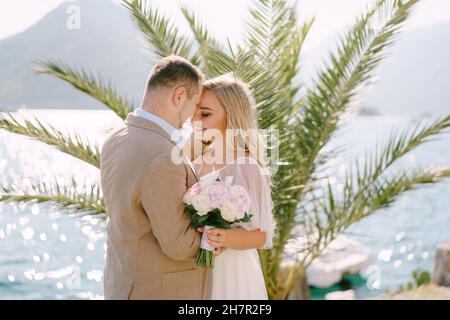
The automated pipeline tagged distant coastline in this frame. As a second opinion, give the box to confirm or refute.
[358,106,382,116]
[0,105,108,112]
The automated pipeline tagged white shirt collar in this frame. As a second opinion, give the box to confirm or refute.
[134,108,177,137]
[134,108,191,146]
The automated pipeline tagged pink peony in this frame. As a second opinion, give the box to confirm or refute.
[237,194,251,212]
[208,182,231,208]
[184,175,252,222]
[183,182,202,205]
[229,185,251,213]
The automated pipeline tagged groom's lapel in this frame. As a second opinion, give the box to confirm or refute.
[185,156,199,184]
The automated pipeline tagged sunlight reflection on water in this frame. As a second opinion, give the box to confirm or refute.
[0,110,120,300]
[0,110,449,299]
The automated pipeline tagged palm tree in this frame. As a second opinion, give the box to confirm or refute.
[1,0,449,299]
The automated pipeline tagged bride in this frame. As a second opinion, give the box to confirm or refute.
[187,74,275,300]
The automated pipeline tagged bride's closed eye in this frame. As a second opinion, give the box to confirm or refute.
[199,106,213,117]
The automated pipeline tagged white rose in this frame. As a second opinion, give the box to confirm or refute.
[196,210,208,217]
[221,201,237,222]
[191,194,211,214]
[234,210,245,220]
[183,192,192,205]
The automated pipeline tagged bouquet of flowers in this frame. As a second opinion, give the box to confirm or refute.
[183,175,252,268]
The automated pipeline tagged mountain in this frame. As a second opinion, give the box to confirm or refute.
[301,22,450,117]
[0,1,449,117]
[364,23,450,117]
[0,0,149,109]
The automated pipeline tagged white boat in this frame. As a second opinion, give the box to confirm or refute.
[283,227,372,288]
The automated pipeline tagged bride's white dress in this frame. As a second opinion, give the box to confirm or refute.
[196,157,275,300]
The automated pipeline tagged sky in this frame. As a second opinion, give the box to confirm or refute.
[1,0,450,52]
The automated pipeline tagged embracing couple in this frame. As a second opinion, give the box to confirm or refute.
[100,56,274,300]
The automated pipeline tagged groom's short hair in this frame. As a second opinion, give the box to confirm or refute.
[146,56,204,98]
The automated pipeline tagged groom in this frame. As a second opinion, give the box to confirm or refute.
[100,56,212,300]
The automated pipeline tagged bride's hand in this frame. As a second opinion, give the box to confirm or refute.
[206,228,226,249]
[213,247,222,256]
[197,227,223,256]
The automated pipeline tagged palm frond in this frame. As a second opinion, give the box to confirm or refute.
[279,0,420,244]
[1,177,105,214]
[245,0,313,125]
[122,0,194,62]
[34,60,134,120]
[181,6,221,77]
[206,42,290,133]
[282,165,450,300]
[314,166,450,252]
[296,0,419,167]
[266,0,422,284]
[365,166,450,212]
[279,18,314,109]
[0,113,100,168]
[8,0,447,301]
[293,115,450,266]
[354,114,450,192]
[246,0,298,60]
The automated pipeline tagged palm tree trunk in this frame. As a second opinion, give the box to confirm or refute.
[288,274,310,300]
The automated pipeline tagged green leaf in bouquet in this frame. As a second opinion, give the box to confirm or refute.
[210,208,221,215]
[196,213,210,225]
[217,221,232,229]
[190,211,213,228]
[214,217,233,229]
[208,209,221,222]
[237,212,252,223]
[207,209,231,229]
[190,214,201,228]
[185,204,197,215]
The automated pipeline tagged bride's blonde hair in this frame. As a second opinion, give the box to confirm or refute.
[203,74,271,177]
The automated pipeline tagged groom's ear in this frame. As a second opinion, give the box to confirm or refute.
[173,86,187,107]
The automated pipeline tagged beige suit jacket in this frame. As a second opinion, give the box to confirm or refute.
[100,113,205,300]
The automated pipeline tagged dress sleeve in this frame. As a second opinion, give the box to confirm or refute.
[225,159,275,249]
